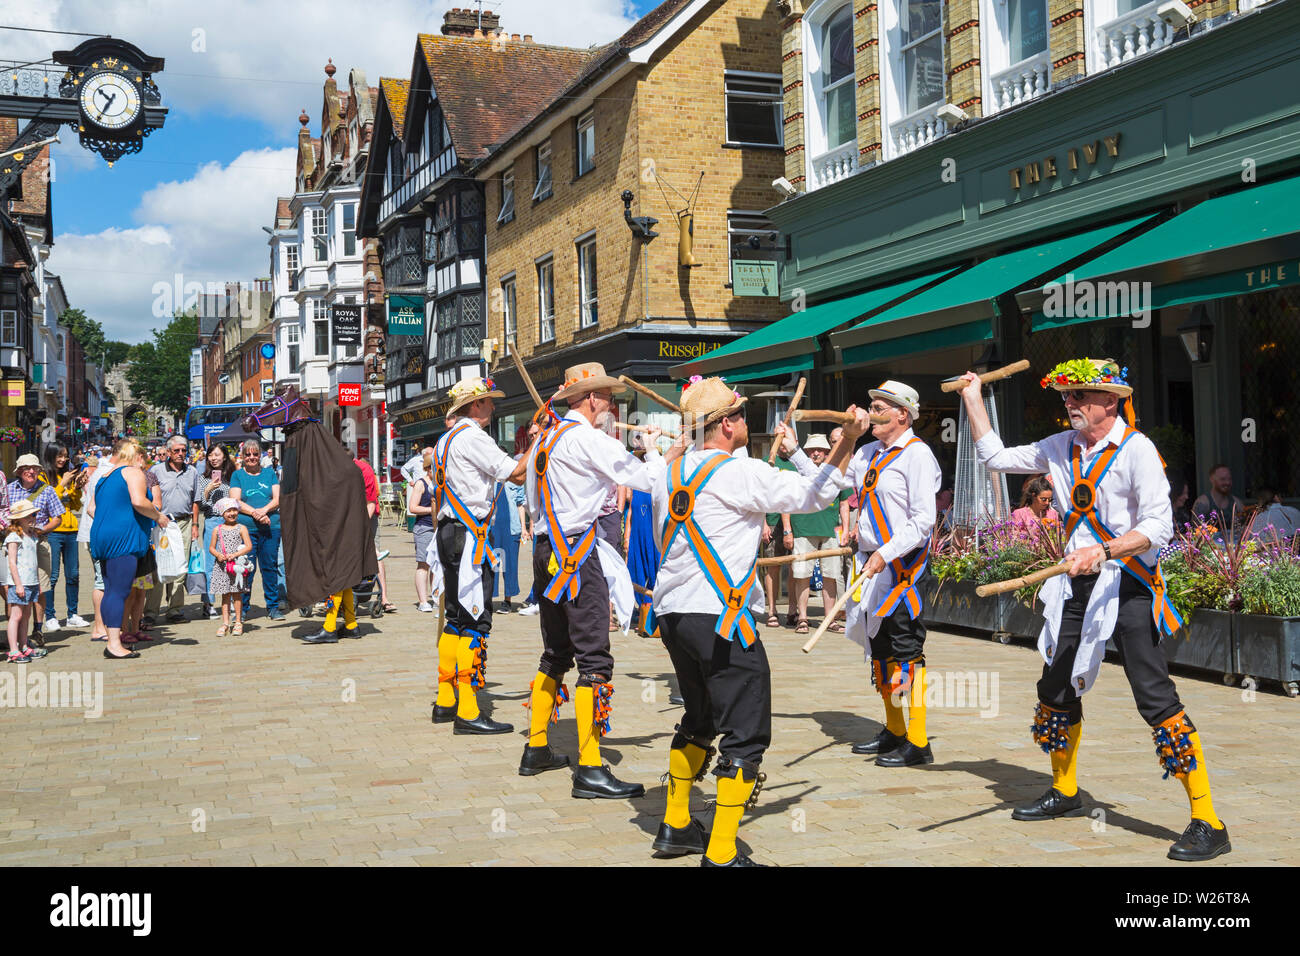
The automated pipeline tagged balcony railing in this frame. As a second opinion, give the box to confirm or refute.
[889,103,948,159]
[1095,1,1175,72]
[987,50,1051,114]
[809,141,858,191]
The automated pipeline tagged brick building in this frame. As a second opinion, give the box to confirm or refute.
[479,0,788,447]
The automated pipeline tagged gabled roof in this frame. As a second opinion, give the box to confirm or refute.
[415,34,592,164]
[379,78,409,138]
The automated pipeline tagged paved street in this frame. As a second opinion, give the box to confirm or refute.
[2,537,1297,867]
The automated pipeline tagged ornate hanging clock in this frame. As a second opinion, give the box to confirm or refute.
[54,39,165,164]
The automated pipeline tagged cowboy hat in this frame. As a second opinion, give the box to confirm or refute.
[446,375,506,417]
[868,380,921,420]
[1039,358,1133,398]
[680,376,747,428]
[8,499,37,520]
[803,433,831,452]
[552,362,627,404]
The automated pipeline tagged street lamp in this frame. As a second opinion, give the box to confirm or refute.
[1177,305,1214,363]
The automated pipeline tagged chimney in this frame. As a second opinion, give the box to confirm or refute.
[442,6,502,37]
[523,35,533,43]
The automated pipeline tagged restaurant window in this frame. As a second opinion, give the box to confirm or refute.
[1239,288,1300,503]
[497,171,515,225]
[725,72,783,147]
[576,110,595,177]
[537,257,555,343]
[577,236,598,329]
[533,141,553,201]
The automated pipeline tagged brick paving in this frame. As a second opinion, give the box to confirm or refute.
[2,539,1297,866]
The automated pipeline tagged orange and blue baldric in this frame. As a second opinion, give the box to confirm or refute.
[533,420,598,603]
[860,438,928,619]
[431,422,499,571]
[1063,427,1183,638]
[658,452,758,648]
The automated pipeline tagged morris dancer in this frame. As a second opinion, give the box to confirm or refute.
[844,382,942,767]
[521,363,663,798]
[958,358,1228,861]
[428,376,529,735]
[648,378,862,866]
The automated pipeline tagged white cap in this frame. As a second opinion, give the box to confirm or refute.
[214,497,239,515]
[868,380,920,420]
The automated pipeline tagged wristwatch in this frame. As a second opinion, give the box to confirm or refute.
[1101,540,1112,560]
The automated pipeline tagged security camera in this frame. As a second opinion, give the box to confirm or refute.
[1156,0,1194,29]
[747,235,761,250]
[368,373,379,386]
[937,103,968,126]
[772,177,798,198]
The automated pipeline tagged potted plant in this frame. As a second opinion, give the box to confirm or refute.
[1233,531,1300,695]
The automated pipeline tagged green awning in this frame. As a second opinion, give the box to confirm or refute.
[667,268,957,381]
[831,215,1155,359]
[1024,171,1300,328]
[842,319,992,367]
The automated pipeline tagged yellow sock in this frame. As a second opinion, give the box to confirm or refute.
[574,685,601,767]
[455,634,481,720]
[1181,731,1223,829]
[528,672,558,747]
[342,588,356,628]
[663,744,707,829]
[1051,722,1081,797]
[905,662,927,747]
[323,590,344,632]
[436,631,458,707]
[881,661,906,737]
[705,770,755,865]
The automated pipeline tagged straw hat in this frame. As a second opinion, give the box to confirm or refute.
[680,376,747,428]
[553,362,627,404]
[868,380,921,420]
[446,375,505,417]
[1039,358,1132,398]
[803,433,831,452]
[8,499,37,520]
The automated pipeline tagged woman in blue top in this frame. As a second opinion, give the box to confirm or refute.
[229,439,282,620]
[88,438,169,660]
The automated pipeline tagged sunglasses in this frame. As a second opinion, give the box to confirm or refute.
[1060,389,1104,403]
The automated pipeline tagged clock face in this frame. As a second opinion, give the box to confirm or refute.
[80,71,142,130]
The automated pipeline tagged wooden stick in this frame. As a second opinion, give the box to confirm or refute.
[974,562,1068,597]
[757,546,851,568]
[633,583,653,599]
[619,375,682,414]
[511,347,545,410]
[793,409,854,425]
[768,376,807,465]
[803,563,874,653]
[940,359,1031,393]
[612,421,679,439]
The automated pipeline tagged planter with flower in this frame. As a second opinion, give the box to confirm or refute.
[0,427,24,445]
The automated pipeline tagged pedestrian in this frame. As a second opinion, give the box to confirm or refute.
[959,359,1228,861]
[785,433,850,635]
[1250,486,1300,540]
[400,445,435,485]
[229,439,283,621]
[80,453,116,642]
[407,457,436,612]
[516,421,542,617]
[353,446,395,613]
[1168,469,1192,535]
[4,500,46,662]
[88,438,170,660]
[42,444,91,631]
[208,497,252,636]
[1010,475,1060,534]
[195,444,235,618]
[145,435,202,624]
[623,435,658,630]
[491,425,530,614]
[762,451,797,628]
[1192,463,1243,540]
[8,452,64,645]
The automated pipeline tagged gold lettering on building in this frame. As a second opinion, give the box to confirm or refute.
[1068,148,1079,171]
[1044,156,1057,178]
[1082,141,1100,164]
[1009,167,1021,189]
[1103,133,1120,157]
[1007,132,1120,196]
[1025,162,1041,184]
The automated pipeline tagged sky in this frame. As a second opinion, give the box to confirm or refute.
[1,0,659,343]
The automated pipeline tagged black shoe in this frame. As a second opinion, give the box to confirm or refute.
[166,611,186,624]
[852,729,905,756]
[453,712,514,735]
[571,765,646,800]
[267,610,286,621]
[875,739,934,767]
[518,744,571,776]
[431,703,457,724]
[652,818,706,856]
[1011,787,1085,821]
[701,852,766,867]
[103,648,140,660]
[340,626,361,638]
[300,628,339,644]
[668,694,685,706]
[1168,820,1231,862]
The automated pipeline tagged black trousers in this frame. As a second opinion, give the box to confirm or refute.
[869,558,928,664]
[659,612,772,770]
[437,518,494,636]
[1037,572,1183,726]
[533,533,614,686]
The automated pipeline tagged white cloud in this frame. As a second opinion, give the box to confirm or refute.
[47,148,297,343]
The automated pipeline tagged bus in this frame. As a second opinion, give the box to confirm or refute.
[184,403,258,443]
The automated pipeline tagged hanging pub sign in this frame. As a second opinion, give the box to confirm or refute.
[732,260,779,297]
[387,294,424,336]
[333,304,363,346]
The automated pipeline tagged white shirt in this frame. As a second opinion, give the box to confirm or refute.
[653,447,849,617]
[974,418,1172,560]
[78,461,116,544]
[436,419,515,521]
[526,411,662,537]
[400,452,426,485]
[846,428,941,564]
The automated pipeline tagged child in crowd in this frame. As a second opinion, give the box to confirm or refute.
[4,500,46,662]
[209,498,252,636]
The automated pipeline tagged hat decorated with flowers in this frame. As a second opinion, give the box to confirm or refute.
[680,375,747,428]
[1040,358,1132,398]
[446,375,506,416]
